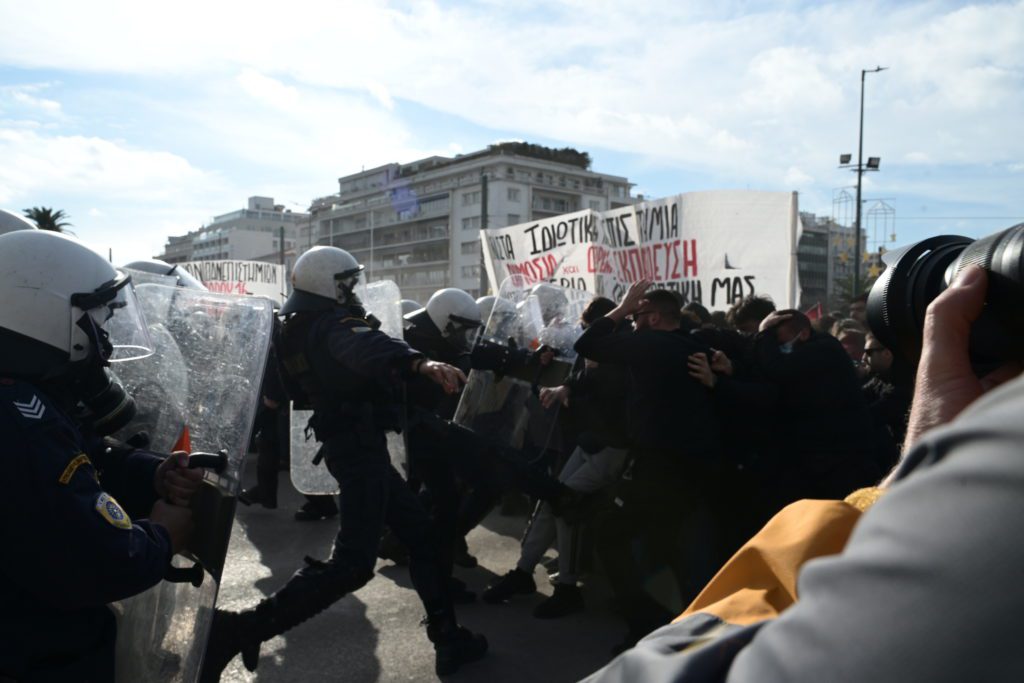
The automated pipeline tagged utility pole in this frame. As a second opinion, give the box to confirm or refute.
[852,66,887,297]
[479,172,489,296]
[279,225,285,266]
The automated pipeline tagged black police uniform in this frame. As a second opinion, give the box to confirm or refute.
[402,310,501,574]
[203,303,484,679]
[0,378,170,681]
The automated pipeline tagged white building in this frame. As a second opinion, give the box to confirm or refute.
[158,196,309,269]
[303,143,636,302]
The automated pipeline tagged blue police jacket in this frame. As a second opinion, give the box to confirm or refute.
[0,378,172,681]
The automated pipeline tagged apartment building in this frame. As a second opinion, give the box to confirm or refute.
[303,143,635,302]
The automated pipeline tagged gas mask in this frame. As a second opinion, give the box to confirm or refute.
[66,273,153,435]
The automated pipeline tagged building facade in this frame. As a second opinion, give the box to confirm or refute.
[157,196,309,272]
[797,211,869,312]
[303,143,635,303]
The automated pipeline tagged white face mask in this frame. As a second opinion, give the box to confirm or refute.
[779,340,797,354]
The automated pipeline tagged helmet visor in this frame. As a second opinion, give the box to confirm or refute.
[72,272,154,362]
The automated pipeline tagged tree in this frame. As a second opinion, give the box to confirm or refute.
[23,207,73,234]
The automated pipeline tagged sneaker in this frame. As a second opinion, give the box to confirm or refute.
[294,497,338,522]
[430,625,488,676]
[532,583,583,619]
[482,568,536,604]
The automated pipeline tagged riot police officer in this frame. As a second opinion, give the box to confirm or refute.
[201,247,487,680]
[0,230,199,681]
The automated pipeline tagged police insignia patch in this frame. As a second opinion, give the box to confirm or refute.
[95,492,132,529]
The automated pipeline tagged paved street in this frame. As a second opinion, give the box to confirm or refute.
[215,453,626,682]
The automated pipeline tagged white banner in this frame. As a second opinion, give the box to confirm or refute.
[179,260,287,303]
[481,190,799,310]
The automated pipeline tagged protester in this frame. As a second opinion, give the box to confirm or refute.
[583,265,1024,682]
[482,296,630,618]
[575,280,723,651]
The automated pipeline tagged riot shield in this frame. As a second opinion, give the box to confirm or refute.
[453,277,590,455]
[111,283,273,683]
[291,280,404,494]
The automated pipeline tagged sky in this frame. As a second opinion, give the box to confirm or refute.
[0,0,1021,263]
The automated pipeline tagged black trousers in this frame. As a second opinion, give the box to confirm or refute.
[323,425,449,611]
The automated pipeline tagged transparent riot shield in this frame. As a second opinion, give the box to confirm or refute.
[291,280,404,494]
[111,284,273,683]
[453,277,590,455]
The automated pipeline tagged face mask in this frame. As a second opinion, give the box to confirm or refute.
[779,340,797,355]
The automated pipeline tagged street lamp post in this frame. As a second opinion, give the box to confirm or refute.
[841,66,888,298]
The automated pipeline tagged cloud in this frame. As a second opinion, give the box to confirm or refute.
[0,0,1020,253]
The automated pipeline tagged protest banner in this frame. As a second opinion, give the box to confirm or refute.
[180,260,287,303]
[481,190,799,310]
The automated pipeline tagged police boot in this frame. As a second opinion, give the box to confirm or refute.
[426,610,488,676]
[201,557,372,681]
[199,608,263,682]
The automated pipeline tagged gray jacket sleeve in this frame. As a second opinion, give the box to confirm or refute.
[726,375,1024,682]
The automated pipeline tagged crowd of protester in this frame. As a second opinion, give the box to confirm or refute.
[9,215,1014,682]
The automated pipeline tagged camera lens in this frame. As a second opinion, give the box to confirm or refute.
[867,234,971,363]
[867,223,1024,366]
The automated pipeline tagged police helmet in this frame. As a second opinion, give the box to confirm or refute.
[282,246,364,315]
[529,283,569,325]
[425,288,482,350]
[0,209,38,235]
[401,299,422,315]
[0,231,153,378]
[124,258,208,290]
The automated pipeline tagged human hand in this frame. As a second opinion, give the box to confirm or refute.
[620,279,652,316]
[758,311,793,334]
[710,350,733,377]
[419,360,468,395]
[150,499,194,554]
[687,353,716,389]
[902,265,1023,454]
[540,385,570,409]
[154,451,204,507]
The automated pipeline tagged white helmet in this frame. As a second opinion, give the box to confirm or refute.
[282,246,364,315]
[530,283,569,325]
[425,288,482,349]
[0,209,38,235]
[124,258,208,290]
[401,299,422,315]
[0,230,152,380]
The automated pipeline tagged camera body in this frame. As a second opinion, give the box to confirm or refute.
[867,223,1024,368]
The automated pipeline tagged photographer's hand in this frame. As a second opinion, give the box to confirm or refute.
[902,265,1022,457]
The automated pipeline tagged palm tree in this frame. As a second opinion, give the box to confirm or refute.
[23,207,74,234]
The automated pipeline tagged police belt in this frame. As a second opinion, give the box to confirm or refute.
[305,400,399,458]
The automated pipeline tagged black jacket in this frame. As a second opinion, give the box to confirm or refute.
[574,317,720,468]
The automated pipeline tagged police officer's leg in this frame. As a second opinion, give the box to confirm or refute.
[383,459,489,675]
[201,432,388,680]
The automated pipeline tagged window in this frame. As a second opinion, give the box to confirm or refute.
[507,214,520,225]
[461,240,480,255]
[507,188,521,202]
[461,216,481,231]
[462,191,481,206]
[461,265,481,279]
[589,200,602,211]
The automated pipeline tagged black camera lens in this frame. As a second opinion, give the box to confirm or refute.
[867,223,1024,367]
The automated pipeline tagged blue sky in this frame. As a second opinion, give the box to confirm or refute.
[1,0,1021,263]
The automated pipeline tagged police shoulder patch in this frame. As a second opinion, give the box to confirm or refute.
[339,316,372,333]
[95,492,132,529]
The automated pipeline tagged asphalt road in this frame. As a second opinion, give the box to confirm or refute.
[214,453,627,682]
